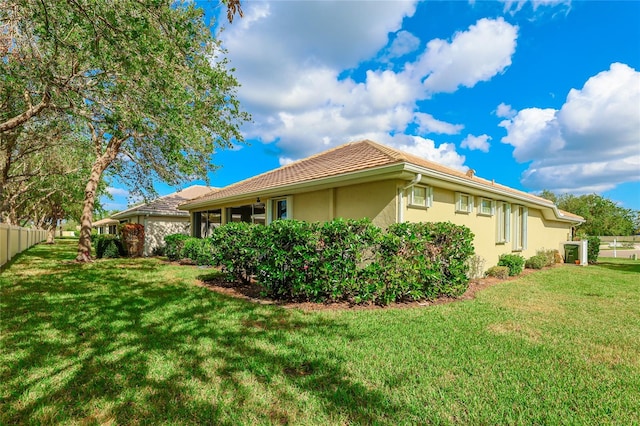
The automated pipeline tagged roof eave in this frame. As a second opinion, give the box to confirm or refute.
[404,164,584,224]
[179,163,407,210]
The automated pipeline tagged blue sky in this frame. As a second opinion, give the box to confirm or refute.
[103,0,640,212]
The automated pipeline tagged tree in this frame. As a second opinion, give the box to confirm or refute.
[541,191,638,236]
[3,1,250,261]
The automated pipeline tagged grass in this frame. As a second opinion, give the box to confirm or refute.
[1,240,639,425]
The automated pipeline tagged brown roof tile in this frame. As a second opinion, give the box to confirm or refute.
[181,140,580,220]
[113,185,216,218]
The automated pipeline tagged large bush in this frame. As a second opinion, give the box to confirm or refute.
[210,222,263,283]
[181,237,214,266]
[587,236,601,264]
[92,234,124,259]
[172,219,475,305]
[164,233,190,261]
[497,253,525,276]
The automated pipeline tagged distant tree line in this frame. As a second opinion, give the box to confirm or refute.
[539,190,639,236]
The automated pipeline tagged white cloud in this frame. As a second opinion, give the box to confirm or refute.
[461,134,491,152]
[220,2,518,170]
[106,187,129,197]
[416,18,518,94]
[501,0,571,15]
[496,102,516,118]
[415,113,464,135]
[383,30,421,61]
[389,135,468,171]
[499,63,640,193]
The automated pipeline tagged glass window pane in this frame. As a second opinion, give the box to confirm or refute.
[412,187,426,206]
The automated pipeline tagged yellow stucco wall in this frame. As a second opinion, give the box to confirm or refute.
[333,180,397,228]
[293,189,334,222]
[402,186,573,267]
[185,178,575,271]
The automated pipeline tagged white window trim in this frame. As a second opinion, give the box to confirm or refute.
[455,192,474,214]
[496,202,511,244]
[478,198,496,216]
[512,205,528,251]
[408,185,433,208]
[267,196,293,224]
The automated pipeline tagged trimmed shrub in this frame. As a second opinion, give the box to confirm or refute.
[498,253,525,276]
[486,266,509,279]
[525,254,546,270]
[93,234,124,259]
[179,219,475,306]
[587,236,600,264]
[180,237,214,266]
[358,221,474,304]
[164,233,190,261]
[210,222,263,283]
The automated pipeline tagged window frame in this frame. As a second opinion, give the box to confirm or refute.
[455,192,474,214]
[408,184,433,208]
[496,202,511,244]
[512,205,528,251]
[478,197,496,216]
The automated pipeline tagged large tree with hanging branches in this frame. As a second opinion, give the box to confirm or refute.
[1,0,249,261]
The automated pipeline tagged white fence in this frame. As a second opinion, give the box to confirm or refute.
[0,224,47,268]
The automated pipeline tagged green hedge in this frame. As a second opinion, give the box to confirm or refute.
[587,236,600,264]
[164,233,191,261]
[92,234,125,259]
[170,219,475,305]
[497,253,525,276]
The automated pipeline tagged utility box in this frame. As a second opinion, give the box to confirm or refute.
[565,245,579,264]
[563,240,588,265]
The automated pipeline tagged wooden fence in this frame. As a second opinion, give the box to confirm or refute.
[0,224,47,268]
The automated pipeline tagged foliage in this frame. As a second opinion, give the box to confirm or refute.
[498,253,525,276]
[164,233,191,261]
[120,224,145,257]
[209,222,263,283]
[587,236,601,264]
[541,191,638,236]
[526,249,558,269]
[525,254,547,270]
[180,237,215,266]
[194,219,474,305]
[0,0,250,260]
[486,266,510,279]
[92,234,124,259]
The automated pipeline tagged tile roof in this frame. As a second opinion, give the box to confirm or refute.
[181,140,583,222]
[112,185,215,218]
[92,218,119,227]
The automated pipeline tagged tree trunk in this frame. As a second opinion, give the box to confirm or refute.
[76,133,123,262]
[76,163,104,261]
[46,224,56,244]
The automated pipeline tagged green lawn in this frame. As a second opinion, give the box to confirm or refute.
[1,240,639,425]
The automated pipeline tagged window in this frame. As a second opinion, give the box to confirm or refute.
[513,205,528,251]
[496,202,510,244]
[455,192,473,213]
[275,198,287,220]
[409,185,433,208]
[193,209,221,237]
[478,198,495,216]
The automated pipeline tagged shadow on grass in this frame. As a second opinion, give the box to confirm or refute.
[596,261,640,274]
[1,240,402,424]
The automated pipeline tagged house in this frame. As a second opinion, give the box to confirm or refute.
[179,140,583,268]
[92,218,119,235]
[110,185,214,255]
